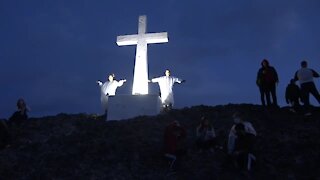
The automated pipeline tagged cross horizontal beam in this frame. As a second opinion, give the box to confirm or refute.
[116,32,168,46]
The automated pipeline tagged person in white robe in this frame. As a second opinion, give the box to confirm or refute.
[96,74,126,113]
[150,69,185,109]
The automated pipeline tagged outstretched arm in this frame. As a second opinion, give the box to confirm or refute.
[151,77,161,83]
[117,79,127,87]
[173,77,184,84]
[96,80,103,87]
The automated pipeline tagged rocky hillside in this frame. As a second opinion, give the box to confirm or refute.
[0,104,320,179]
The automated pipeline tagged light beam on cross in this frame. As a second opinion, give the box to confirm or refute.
[116,15,168,95]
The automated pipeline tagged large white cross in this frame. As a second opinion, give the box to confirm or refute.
[117,15,168,95]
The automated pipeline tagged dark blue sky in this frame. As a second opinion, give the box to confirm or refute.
[1,0,320,118]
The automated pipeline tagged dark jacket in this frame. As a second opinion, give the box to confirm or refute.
[256,66,279,87]
[285,83,301,104]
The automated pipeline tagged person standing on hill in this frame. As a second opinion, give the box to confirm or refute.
[256,59,279,107]
[294,60,320,112]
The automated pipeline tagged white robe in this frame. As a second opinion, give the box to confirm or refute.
[151,76,182,106]
[98,80,125,111]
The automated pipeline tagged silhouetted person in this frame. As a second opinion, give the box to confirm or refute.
[96,73,126,117]
[150,69,185,111]
[232,123,256,171]
[294,61,320,112]
[228,112,256,155]
[285,79,301,112]
[9,98,30,124]
[196,116,217,153]
[163,120,187,170]
[256,59,279,107]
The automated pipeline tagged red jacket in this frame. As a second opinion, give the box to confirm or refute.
[164,122,186,155]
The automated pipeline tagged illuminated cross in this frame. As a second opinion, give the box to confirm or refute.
[117,15,168,95]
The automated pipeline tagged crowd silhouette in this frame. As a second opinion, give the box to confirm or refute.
[256,59,320,115]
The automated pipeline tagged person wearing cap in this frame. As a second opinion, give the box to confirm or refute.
[256,59,279,107]
[150,69,185,111]
[96,74,126,115]
[293,60,320,110]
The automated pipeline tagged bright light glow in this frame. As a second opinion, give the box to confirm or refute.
[116,15,168,95]
[151,76,182,106]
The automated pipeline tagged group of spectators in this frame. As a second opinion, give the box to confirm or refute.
[163,112,257,172]
[256,59,320,114]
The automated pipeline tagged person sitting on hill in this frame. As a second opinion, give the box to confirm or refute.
[9,98,30,124]
[285,79,301,112]
[228,112,256,155]
[163,120,187,170]
[232,123,256,171]
[196,116,217,153]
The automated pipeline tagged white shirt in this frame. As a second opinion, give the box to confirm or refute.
[295,68,319,84]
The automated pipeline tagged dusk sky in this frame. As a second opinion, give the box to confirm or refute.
[1,0,320,118]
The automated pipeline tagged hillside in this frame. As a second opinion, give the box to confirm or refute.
[0,104,320,179]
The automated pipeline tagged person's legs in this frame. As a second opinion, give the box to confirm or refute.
[309,83,320,104]
[270,84,278,106]
[294,97,301,110]
[259,86,266,106]
[300,83,310,107]
[265,90,272,106]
